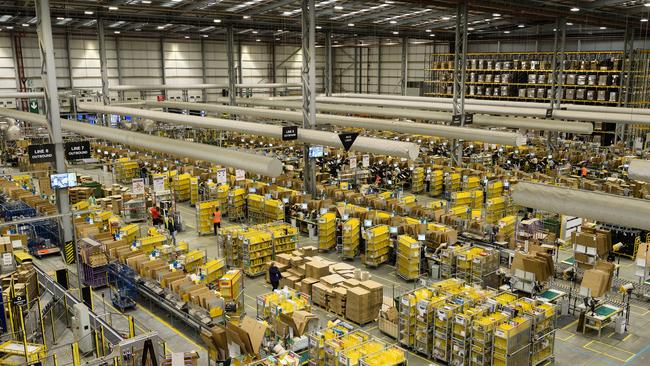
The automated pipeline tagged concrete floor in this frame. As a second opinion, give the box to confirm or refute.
[22,165,650,365]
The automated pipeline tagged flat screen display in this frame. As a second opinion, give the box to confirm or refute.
[50,173,78,189]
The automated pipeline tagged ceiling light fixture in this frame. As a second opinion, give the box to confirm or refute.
[393,31,399,34]
[108,6,118,10]
[256,38,261,42]
[518,24,525,28]
[84,10,94,15]
[114,31,120,34]
[503,30,510,33]
[185,36,189,39]
[429,34,435,37]
[21,23,29,27]
[570,7,579,12]
[6,26,12,29]
[57,17,64,20]
[142,0,151,3]
[442,16,450,20]
[275,38,280,40]
[390,20,397,24]
[243,15,251,19]
[252,30,258,34]
[202,34,208,38]
[316,25,322,29]
[213,19,221,23]
[334,5,343,10]
[600,26,607,29]
[642,18,649,22]
[283,11,291,15]
[566,22,573,25]
[425,29,431,32]
[135,28,141,31]
[347,23,354,26]
[646,2,650,6]
[467,27,474,31]
[157,25,164,29]
[492,13,501,16]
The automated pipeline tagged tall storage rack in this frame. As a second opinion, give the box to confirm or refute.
[396,235,420,280]
[411,167,425,193]
[114,159,140,184]
[364,225,390,267]
[270,223,298,257]
[228,187,246,221]
[172,173,191,202]
[426,51,637,106]
[470,312,508,366]
[341,218,360,259]
[492,317,531,366]
[451,306,487,366]
[433,303,460,363]
[196,200,220,235]
[318,212,337,251]
[190,177,199,206]
[241,230,273,277]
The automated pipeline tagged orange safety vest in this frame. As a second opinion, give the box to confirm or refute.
[212,211,221,223]
[581,167,587,177]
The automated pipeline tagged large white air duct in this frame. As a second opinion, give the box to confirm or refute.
[146,100,526,146]
[77,103,420,160]
[335,93,650,116]
[628,159,650,183]
[228,98,592,134]
[0,108,283,177]
[324,95,650,125]
[109,83,301,91]
[512,182,650,231]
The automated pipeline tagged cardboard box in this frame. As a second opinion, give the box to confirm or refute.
[581,268,611,297]
[305,261,331,279]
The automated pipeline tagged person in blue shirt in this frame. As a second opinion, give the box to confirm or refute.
[268,262,282,291]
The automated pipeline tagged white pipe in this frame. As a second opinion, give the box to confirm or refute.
[77,102,420,160]
[109,83,301,91]
[335,93,650,116]
[0,107,283,177]
[227,98,592,134]
[628,159,650,183]
[512,182,650,231]
[144,100,527,146]
[0,91,70,99]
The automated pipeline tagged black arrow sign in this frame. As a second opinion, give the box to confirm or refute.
[338,132,359,152]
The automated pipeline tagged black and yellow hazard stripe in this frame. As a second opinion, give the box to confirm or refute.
[63,241,75,264]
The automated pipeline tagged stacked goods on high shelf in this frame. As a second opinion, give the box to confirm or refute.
[268,223,298,256]
[198,258,226,286]
[411,167,425,193]
[247,194,265,222]
[256,287,312,321]
[451,304,489,366]
[497,215,517,243]
[183,250,207,273]
[318,212,337,251]
[221,224,246,268]
[264,199,285,221]
[219,269,243,315]
[455,246,500,286]
[341,218,360,259]
[307,321,356,366]
[463,175,481,191]
[396,235,420,280]
[228,187,246,218]
[172,173,191,202]
[571,225,612,269]
[241,229,273,276]
[493,316,532,366]
[114,159,140,184]
[505,299,557,366]
[79,238,109,287]
[122,198,147,223]
[215,183,230,216]
[486,196,508,224]
[68,187,95,204]
[196,200,220,235]
[429,169,444,196]
[445,172,461,192]
[363,225,390,267]
[190,177,199,206]
[487,180,504,199]
[324,330,371,366]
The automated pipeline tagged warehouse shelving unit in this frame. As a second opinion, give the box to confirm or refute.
[195,199,220,235]
[341,218,360,259]
[318,212,337,251]
[396,235,420,281]
[241,229,273,277]
[363,225,390,267]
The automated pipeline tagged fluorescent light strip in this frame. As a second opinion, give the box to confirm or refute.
[330,3,390,20]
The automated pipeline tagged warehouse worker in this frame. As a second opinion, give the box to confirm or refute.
[212,207,221,236]
[269,262,282,291]
[580,165,588,178]
[425,172,431,193]
[150,206,162,227]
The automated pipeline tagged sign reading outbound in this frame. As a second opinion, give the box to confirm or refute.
[64,141,91,160]
[282,126,298,141]
[28,144,56,164]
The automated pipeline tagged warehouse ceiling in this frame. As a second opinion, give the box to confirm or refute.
[0,0,646,42]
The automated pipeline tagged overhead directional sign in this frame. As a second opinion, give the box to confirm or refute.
[28,144,56,164]
[64,141,91,160]
[338,132,359,152]
[28,99,39,114]
[282,126,298,141]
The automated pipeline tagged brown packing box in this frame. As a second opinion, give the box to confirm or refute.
[581,269,611,297]
[636,243,650,265]
[311,282,331,307]
[301,277,320,296]
[342,279,361,288]
[276,254,292,265]
[595,260,616,291]
[301,246,318,256]
[305,261,331,279]
[171,277,192,294]
[321,274,346,287]
[277,310,320,337]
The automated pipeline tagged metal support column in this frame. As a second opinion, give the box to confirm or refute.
[353,46,359,93]
[617,25,634,144]
[237,40,243,96]
[98,19,110,107]
[226,26,236,106]
[271,41,277,96]
[401,37,408,96]
[451,1,468,166]
[325,31,332,97]
[550,18,566,110]
[64,32,74,90]
[302,0,317,196]
[159,37,166,99]
[377,41,382,94]
[200,38,208,102]
[35,0,73,243]
[115,36,124,101]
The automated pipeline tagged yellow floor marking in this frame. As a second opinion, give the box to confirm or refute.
[562,320,579,330]
[623,333,632,342]
[583,340,635,363]
[135,304,207,351]
[556,333,575,342]
[586,339,636,356]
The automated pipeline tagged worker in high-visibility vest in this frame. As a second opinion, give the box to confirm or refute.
[212,207,221,236]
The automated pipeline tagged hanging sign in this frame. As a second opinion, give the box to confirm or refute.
[64,141,91,160]
[338,132,359,152]
[131,178,145,195]
[153,176,165,193]
[28,144,56,164]
[216,169,227,184]
[282,126,298,141]
[235,169,245,181]
[362,154,370,168]
[349,156,357,169]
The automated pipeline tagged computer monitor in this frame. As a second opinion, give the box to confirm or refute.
[50,173,78,189]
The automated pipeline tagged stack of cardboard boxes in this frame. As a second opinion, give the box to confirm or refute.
[581,260,616,297]
[572,226,612,269]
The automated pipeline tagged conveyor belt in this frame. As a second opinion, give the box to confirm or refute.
[34,265,125,344]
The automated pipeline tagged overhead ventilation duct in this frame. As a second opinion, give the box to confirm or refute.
[108,83,301,91]
[77,102,420,160]
[334,93,650,116]
[0,108,283,177]
[321,95,650,125]
[5,119,21,141]
[226,98,592,134]
[512,182,650,231]
[628,159,650,183]
[146,101,526,146]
